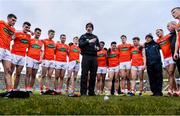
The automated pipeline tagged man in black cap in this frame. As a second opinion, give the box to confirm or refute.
[79,22,100,96]
[144,34,163,96]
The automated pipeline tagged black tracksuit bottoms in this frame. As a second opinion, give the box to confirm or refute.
[147,63,163,95]
[80,55,97,95]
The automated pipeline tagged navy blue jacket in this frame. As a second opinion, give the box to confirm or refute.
[144,40,162,66]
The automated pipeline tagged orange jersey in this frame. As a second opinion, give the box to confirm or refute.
[11,31,31,56]
[68,44,80,62]
[131,46,144,66]
[55,42,69,62]
[0,20,15,50]
[118,43,132,62]
[97,49,107,67]
[42,39,55,60]
[156,34,171,59]
[27,38,43,61]
[108,49,119,67]
[176,23,180,48]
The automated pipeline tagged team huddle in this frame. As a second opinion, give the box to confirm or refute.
[0,17,80,95]
[0,7,180,97]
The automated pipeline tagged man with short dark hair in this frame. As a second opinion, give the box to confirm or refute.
[66,36,80,95]
[0,14,17,91]
[118,35,132,95]
[54,34,69,93]
[130,37,145,96]
[40,29,56,93]
[96,41,107,95]
[25,28,43,92]
[11,22,32,90]
[79,22,100,96]
[106,41,119,96]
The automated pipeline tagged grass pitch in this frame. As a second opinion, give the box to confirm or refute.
[0,92,180,115]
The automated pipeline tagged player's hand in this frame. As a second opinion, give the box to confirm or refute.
[142,65,146,70]
[89,38,96,43]
[174,52,179,60]
[96,46,100,51]
[29,30,34,36]
[12,34,16,40]
[38,60,42,64]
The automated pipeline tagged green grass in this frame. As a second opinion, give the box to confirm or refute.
[0,93,180,115]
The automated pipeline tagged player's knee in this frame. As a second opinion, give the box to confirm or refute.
[60,76,64,80]
[4,68,11,75]
[16,73,21,77]
[47,75,51,78]
[140,78,143,81]
[41,75,45,78]
[169,71,174,77]
[97,78,100,82]
[26,73,31,78]
[67,74,71,78]
[115,78,119,82]
[55,77,59,80]
[121,76,125,80]
[108,77,113,81]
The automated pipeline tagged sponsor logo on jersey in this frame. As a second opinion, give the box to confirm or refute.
[47,44,55,48]
[120,47,129,51]
[72,48,79,53]
[132,50,139,54]
[20,39,29,44]
[3,28,14,36]
[32,44,41,49]
[159,40,168,46]
[109,54,118,58]
[58,47,67,52]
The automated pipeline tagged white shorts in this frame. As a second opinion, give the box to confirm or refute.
[131,66,144,71]
[0,48,11,61]
[26,56,39,69]
[163,57,175,67]
[108,66,119,73]
[68,60,80,72]
[97,67,107,74]
[119,61,131,70]
[42,60,55,68]
[55,61,67,70]
[11,54,25,66]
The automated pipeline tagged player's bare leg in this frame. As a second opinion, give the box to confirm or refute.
[131,69,137,95]
[40,67,48,92]
[47,68,54,90]
[2,60,13,91]
[96,73,101,94]
[101,74,106,94]
[139,70,144,95]
[66,70,73,93]
[114,72,120,96]
[29,69,38,90]
[14,65,23,90]
[59,69,66,93]
[71,71,78,93]
[107,72,114,95]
